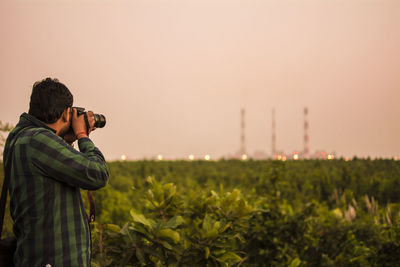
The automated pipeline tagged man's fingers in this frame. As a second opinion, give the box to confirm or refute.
[86,111,96,132]
[72,107,78,119]
[71,108,88,135]
[72,109,96,135]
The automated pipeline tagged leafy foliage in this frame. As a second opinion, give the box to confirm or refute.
[2,157,400,266]
[0,121,14,158]
[0,121,14,236]
[89,159,400,266]
[91,177,247,266]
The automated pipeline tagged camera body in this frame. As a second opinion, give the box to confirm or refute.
[74,107,106,128]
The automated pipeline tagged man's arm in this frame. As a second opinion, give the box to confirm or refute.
[30,129,109,190]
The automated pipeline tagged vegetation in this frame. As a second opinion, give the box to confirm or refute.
[87,159,400,266]
[0,121,14,157]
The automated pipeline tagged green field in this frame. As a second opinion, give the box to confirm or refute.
[2,159,400,266]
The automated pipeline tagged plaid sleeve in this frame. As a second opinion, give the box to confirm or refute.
[30,129,109,190]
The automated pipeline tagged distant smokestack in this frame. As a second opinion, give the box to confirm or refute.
[271,108,276,157]
[303,107,309,158]
[240,108,246,156]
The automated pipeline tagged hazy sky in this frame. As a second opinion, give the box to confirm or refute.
[1,0,399,160]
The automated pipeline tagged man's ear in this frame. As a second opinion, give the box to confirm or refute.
[61,108,71,123]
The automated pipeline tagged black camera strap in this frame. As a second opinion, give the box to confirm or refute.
[83,113,90,135]
[71,107,91,135]
[87,191,96,223]
[72,108,95,223]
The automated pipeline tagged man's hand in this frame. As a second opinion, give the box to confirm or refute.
[64,130,77,145]
[71,108,96,139]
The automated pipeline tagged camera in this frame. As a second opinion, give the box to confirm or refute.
[74,107,106,128]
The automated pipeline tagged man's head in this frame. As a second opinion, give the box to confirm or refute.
[29,78,73,124]
[28,78,74,133]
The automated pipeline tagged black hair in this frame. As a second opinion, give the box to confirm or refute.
[28,78,73,124]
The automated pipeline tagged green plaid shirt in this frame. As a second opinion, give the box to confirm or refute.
[3,113,109,267]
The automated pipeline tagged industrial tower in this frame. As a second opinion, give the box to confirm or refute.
[240,108,246,156]
[271,108,276,157]
[303,107,310,158]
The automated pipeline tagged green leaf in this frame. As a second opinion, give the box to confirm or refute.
[130,209,154,230]
[202,214,213,233]
[157,228,181,243]
[153,183,164,204]
[164,183,177,201]
[289,258,301,267]
[104,224,121,233]
[121,223,137,242]
[120,223,129,235]
[233,233,245,243]
[226,189,240,205]
[204,228,219,239]
[218,252,242,264]
[163,183,175,192]
[146,176,154,185]
[129,225,148,236]
[220,222,232,233]
[183,239,191,250]
[213,249,226,256]
[205,246,210,259]
[210,190,219,199]
[151,200,160,208]
[332,208,343,218]
[165,216,184,229]
[159,240,173,250]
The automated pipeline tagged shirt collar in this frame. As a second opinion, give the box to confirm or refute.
[18,113,57,133]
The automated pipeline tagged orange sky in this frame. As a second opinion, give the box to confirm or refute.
[1,0,399,160]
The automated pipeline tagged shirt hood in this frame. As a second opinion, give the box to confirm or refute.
[2,113,57,162]
[16,113,56,134]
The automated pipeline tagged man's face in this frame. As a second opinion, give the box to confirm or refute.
[59,107,72,137]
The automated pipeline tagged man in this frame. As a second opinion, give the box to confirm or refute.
[3,78,109,266]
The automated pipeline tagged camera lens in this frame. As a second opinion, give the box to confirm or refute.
[94,114,106,128]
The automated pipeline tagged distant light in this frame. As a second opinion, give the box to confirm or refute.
[394,156,399,161]
[121,154,127,161]
[157,154,163,160]
[345,157,349,162]
[188,154,195,160]
[293,154,299,160]
[282,156,287,162]
[277,155,282,160]
[328,154,334,160]
[204,155,210,161]
[241,154,248,160]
